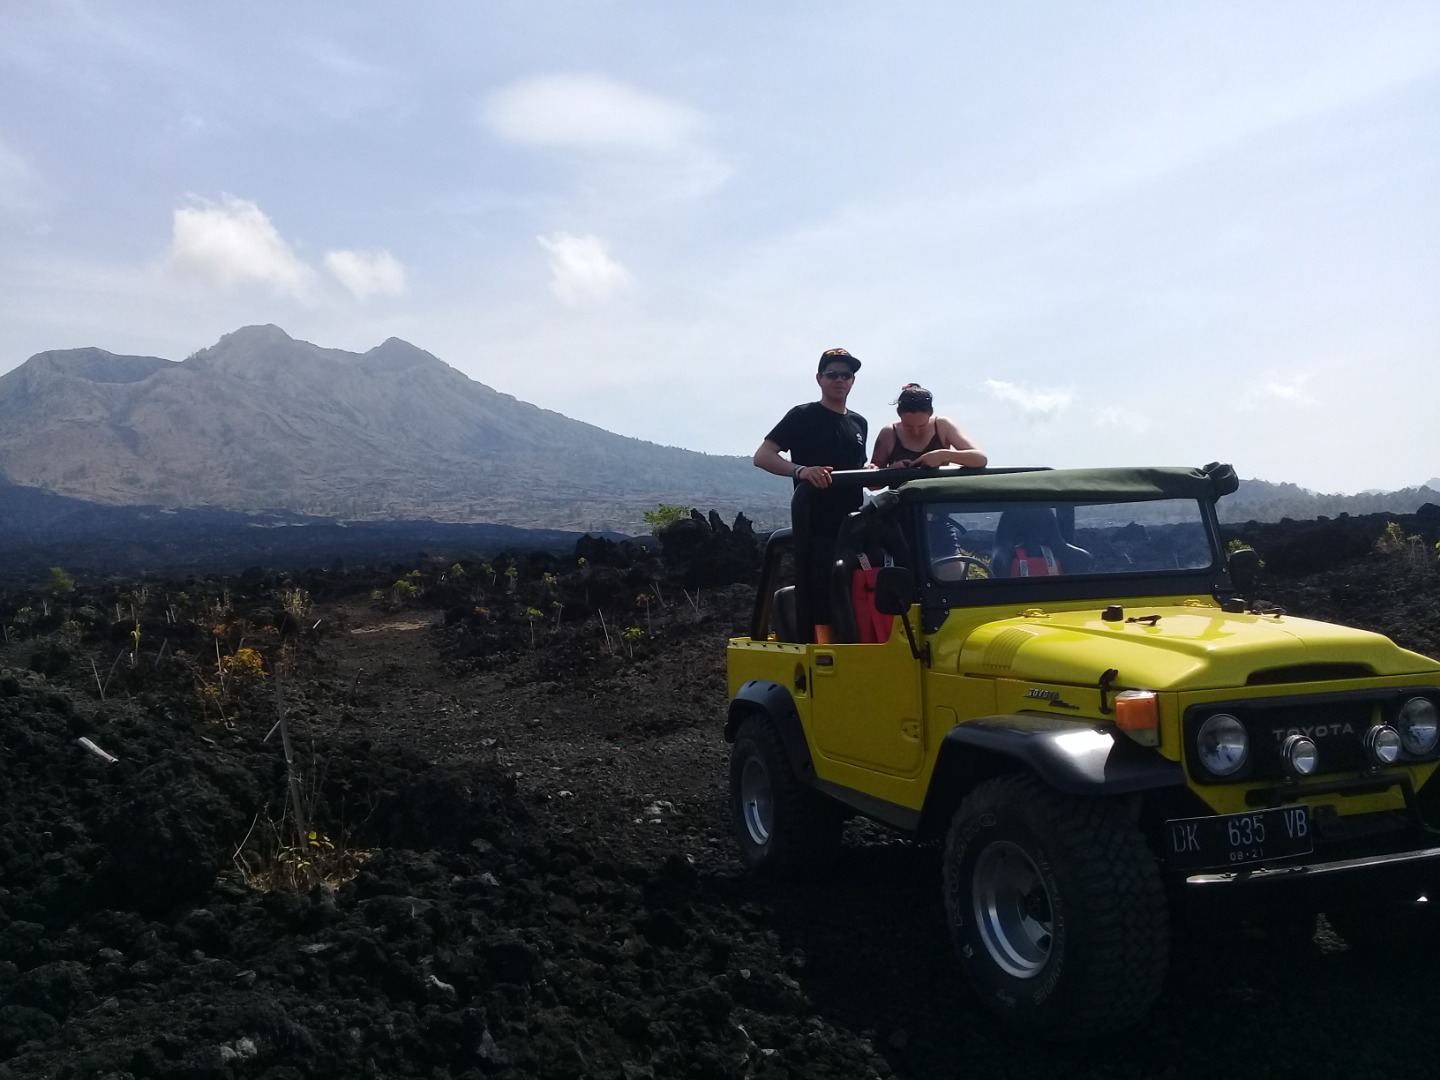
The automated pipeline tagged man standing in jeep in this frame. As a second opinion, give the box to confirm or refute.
[753,347,870,643]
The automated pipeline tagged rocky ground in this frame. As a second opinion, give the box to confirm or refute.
[2,509,1440,1080]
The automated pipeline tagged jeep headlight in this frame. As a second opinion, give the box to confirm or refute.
[1396,697,1439,756]
[1363,724,1402,766]
[1282,734,1319,777]
[1196,713,1249,777]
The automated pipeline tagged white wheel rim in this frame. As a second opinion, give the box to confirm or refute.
[739,756,773,846]
[972,840,1053,978]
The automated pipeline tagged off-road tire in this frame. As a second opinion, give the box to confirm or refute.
[943,774,1169,1039]
[730,716,843,877]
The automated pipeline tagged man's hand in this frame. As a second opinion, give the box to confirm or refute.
[796,464,834,488]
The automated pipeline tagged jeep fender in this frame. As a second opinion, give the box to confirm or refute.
[726,680,818,786]
[918,715,1184,838]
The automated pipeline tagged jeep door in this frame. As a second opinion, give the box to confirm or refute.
[807,635,924,775]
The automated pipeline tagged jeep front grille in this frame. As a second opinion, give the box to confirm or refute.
[1184,690,1440,784]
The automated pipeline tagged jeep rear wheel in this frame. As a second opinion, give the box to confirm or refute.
[730,716,842,877]
[943,774,1168,1039]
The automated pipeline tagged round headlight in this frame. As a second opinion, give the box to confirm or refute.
[1197,713,1249,776]
[1282,734,1319,776]
[1397,697,1439,756]
[1364,724,1402,766]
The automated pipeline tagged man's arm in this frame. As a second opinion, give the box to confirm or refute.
[754,439,833,488]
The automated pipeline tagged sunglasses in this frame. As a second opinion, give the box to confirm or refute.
[821,369,855,381]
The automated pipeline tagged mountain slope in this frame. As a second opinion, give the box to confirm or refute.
[0,326,786,530]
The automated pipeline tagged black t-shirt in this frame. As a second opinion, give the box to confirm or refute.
[766,402,868,534]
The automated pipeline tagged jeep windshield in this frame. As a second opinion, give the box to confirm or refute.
[921,498,1217,583]
[884,464,1237,605]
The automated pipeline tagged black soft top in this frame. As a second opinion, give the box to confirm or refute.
[892,464,1237,505]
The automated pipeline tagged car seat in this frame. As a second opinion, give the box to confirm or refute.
[990,507,1093,578]
[829,511,907,643]
[772,586,799,642]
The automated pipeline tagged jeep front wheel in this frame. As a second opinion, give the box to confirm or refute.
[943,774,1169,1039]
[730,716,842,877]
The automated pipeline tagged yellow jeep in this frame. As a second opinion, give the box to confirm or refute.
[725,463,1440,1038]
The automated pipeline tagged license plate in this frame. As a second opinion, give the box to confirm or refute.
[1164,806,1313,872]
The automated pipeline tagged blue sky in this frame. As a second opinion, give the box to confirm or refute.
[2,1,1437,493]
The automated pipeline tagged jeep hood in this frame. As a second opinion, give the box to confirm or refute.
[956,606,1440,691]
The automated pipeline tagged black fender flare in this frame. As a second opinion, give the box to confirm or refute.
[918,715,1185,838]
[726,680,818,786]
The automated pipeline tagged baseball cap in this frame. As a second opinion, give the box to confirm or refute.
[817,347,861,373]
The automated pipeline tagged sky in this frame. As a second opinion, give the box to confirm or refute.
[1,2,1437,494]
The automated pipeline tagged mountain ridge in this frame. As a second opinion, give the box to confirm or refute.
[0,325,785,531]
[1,325,1434,532]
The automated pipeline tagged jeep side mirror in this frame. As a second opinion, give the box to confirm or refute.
[1228,546,1260,597]
[873,566,917,616]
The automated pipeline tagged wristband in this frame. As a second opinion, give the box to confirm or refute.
[793,465,804,479]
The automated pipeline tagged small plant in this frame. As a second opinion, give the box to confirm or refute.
[1375,521,1409,556]
[622,625,644,658]
[46,566,76,595]
[541,572,558,588]
[220,646,267,681]
[448,563,466,579]
[636,593,653,635]
[551,600,563,629]
[504,562,519,590]
[1375,522,1427,568]
[525,606,544,648]
[281,587,312,619]
[232,817,372,893]
[643,503,690,535]
[481,562,496,586]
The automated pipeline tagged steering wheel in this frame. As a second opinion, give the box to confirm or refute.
[931,554,989,582]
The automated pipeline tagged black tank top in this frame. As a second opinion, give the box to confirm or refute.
[882,423,943,466]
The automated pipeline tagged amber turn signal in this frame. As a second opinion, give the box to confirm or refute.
[1114,690,1159,746]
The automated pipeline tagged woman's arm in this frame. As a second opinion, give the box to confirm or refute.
[868,425,897,468]
[915,416,988,468]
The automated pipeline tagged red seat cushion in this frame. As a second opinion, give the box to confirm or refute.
[1009,544,1061,577]
[851,567,894,643]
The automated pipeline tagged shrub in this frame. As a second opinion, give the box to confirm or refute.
[643,503,690,534]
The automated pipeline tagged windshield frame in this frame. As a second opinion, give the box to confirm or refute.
[905,493,1227,617]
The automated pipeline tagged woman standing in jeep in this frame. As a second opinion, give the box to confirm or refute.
[869,383,987,469]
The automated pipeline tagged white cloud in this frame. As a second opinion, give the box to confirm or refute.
[537,232,632,306]
[0,136,38,214]
[484,74,700,151]
[169,195,312,294]
[1261,375,1314,407]
[482,74,729,198]
[324,249,407,300]
[1237,373,1316,411]
[1096,405,1154,433]
[983,379,1074,423]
